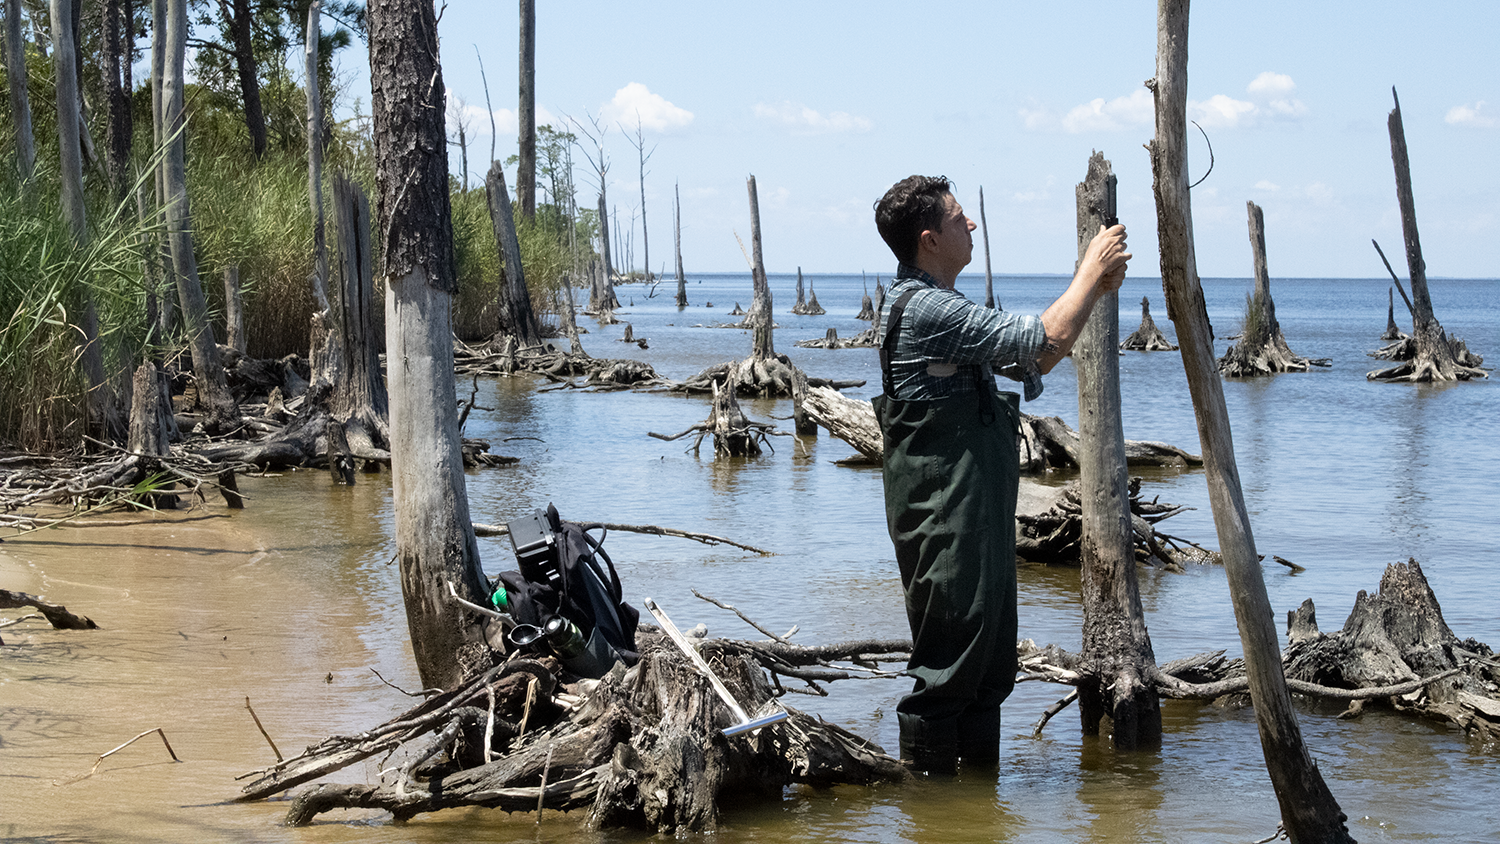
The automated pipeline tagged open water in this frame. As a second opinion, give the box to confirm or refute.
[2,271,1497,842]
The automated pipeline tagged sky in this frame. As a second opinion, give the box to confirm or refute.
[333,1,1499,279]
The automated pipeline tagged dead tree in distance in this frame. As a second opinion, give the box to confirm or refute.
[1148,1,1353,839]
[369,0,491,690]
[1120,297,1176,351]
[1367,88,1486,383]
[625,116,654,280]
[1218,202,1328,376]
[515,0,535,218]
[1073,152,1161,749]
[6,0,36,180]
[1381,287,1404,340]
[674,180,687,307]
[979,185,996,309]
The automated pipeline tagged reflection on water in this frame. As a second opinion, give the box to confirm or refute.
[2,274,1498,841]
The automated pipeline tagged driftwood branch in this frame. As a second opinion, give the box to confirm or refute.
[473,521,771,555]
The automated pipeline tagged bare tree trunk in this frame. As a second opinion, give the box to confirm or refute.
[1381,287,1402,341]
[329,173,389,453]
[229,0,266,157]
[744,175,774,359]
[52,0,122,442]
[674,180,687,307]
[516,0,535,219]
[126,361,172,457]
[1370,89,1485,382]
[6,0,35,179]
[163,0,239,432]
[792,266,806,313]
[628,119,653,281]
[223,265,245,354]
[979,185,996,309]
[369,0,490,691]
[1073,152,1161,749]
[150,0,175,339]
[101,0,131,197]
[594,190,618,308]
[1148,2,1352,839]
[305,0,328,309]
[486,160,542,349]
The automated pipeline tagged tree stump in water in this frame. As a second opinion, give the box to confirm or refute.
[709,374,764,457]
[1120,297,1177,351]
[1217,202,1328,375]
[1381,287,1405,341]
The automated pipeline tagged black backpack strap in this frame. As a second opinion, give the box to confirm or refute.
[879,288,921,398]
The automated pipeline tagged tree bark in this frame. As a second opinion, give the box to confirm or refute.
[101,0,131,197]
[369,0,490,691]
[328,172,389,454]
[228,0,266,157]
[674,180,687,307]
[592,191,618,310]
[744,175,774,359]
[163,0,239,433]
[305,0,328,309]
[1148,2,1352,840]
[486,160,542,350]
[223,265,245,354]
[6,0,35,180]
[1074,152,1161,749]
[515,0,535,219]
[979,185,996,309]
[150,0,175,338]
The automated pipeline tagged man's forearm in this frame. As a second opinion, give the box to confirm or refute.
[1036,272,1106,373]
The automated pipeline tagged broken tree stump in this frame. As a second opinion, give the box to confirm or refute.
[1217,202,1328,375]
[1120,297,1177,351]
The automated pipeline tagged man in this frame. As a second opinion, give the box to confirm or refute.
[872,175,1129,773]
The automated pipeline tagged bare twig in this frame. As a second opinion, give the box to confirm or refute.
[692,590,792,643]
[1031,689,1078,737]
[472,520,771,555]
[245,697,283,762]
[369,667,442,698]
[56,728,180,785]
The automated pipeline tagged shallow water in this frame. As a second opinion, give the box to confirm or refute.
[2,272,1497,842]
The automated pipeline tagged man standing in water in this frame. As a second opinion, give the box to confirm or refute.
[873,175,1130,773]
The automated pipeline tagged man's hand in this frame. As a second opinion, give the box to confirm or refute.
[1083,223,1131,291]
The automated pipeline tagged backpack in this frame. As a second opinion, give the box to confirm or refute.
[495,504,640,677]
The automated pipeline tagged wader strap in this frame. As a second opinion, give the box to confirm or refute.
[879,289,920,398]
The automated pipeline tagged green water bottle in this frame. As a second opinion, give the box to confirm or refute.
[490,585,511,613]
[543,616,587,660]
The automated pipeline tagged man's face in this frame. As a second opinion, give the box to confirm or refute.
[925,193,976,283]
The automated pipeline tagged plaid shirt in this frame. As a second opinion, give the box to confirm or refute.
[877,264,1046,401]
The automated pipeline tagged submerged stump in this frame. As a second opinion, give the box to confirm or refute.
[1120,297,1177,351]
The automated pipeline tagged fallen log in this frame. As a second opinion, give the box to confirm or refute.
[0,589,98,630]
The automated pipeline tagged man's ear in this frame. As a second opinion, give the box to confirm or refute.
[917,228,936,253]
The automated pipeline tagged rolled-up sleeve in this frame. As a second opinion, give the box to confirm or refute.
[909,290,1047,400]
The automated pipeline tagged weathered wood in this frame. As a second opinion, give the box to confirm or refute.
[486,160,543,350]
[592,193,620,311]
[163,0,239,434]
[979,186,996,309]
[1120,297,1177,351]
[223,266,246,355]
[1148,2,1353,838]
[804,277,824,315]
[803,386,881,463]
[1381,287,1404,341]
[305,0,328,313]
[1218,202,1328,375]
[1368,89,1486,383]
[1074,152,1161,748]
[126,362,171,458]
[6,0,35,180]
[674,181,687,307]
[743,176,775,359]
[328,173,390,455]
[0,589,98,630]
[792,267,807,313]
[369,0,491,690]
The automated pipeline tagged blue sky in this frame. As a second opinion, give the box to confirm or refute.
[337,1,1497,279]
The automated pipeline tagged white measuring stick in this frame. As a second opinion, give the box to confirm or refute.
[644,597,788,735]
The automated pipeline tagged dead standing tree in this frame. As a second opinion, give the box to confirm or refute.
[674,181,687,306]
[6,0,35,180]
[369,0,491,690]
[1367,88,1486,383]
[1073,152,1161,749]
[1218,202,1328,376]
[979,185,997,309]
[1120,297,1176,351]
[486,160,544,352]
[1148,1,1354,840]
[515,0,535,219]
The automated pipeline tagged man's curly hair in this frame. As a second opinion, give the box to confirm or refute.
[874,175,952,266]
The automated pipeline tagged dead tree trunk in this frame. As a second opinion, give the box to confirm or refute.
[792,266,807,313]
[329,172,389,456]
[980,185,996,309]
[101,0,132,198]
[369,0,491,690]
[1218,202,1326,375]
[711,373,761,457]
[593,192,619,309]
[305,0,328,311]
[223,266,245,355]
[1148,2,1353,839]
[486,160,543,350]
[6,0,35,180]
[805,277,823,315]
[744,175,774,359]
[228,0,266,157]
[149,0,175,340]
[674,181,687,307]
[52,0,123,443]
[126,361,172,458]
[1368,89,1486,383]
[1120,297,1176,351]
[515,0,535,219]
[1381,287,1403,340]
[1074,152,1161,749]
[163,0,239,433]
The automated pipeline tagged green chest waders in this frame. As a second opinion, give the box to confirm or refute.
[873,289,1021,770]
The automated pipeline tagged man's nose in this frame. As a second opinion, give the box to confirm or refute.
[966,218,977,232]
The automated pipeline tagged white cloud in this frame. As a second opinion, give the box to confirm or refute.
[1446,101,1497,128]
[1018,106,1055,131]
[601,83,694,132]
[1254,180,1281,192]
[1059,88,1154,133]
[1189,94,1258,129]
[753,101,873,134]
[1247,71,1296,97]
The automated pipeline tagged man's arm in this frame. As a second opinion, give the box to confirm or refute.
[1036,224,1131,373]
